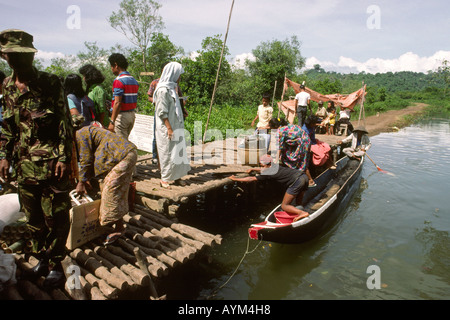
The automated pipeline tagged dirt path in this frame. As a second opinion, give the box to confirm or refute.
[358,103,428,137]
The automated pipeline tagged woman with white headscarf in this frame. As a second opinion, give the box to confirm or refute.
[153,62,191,189]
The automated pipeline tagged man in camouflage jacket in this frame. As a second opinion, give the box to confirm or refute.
[0,29,74,288]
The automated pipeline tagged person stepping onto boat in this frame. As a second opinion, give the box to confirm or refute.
[337,126,371,161]
[229,154,309,222]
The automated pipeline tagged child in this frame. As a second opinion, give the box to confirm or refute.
[251,93,273,130]
[327,107,336,135]
[321,106,336,135]
[251,93,273,151]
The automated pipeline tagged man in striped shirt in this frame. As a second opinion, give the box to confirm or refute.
[108,53,139,140]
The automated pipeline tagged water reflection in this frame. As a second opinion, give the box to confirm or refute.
[176,118,450,300]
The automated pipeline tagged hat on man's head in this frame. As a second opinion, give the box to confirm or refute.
[0,29,37,54]
[353,125,369,134]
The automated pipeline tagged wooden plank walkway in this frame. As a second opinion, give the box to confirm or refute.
[134,134,342,213]
[7,204,222,300]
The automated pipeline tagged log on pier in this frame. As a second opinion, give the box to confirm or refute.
[3,205,221,300]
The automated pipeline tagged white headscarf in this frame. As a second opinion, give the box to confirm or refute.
[154,62,184,121]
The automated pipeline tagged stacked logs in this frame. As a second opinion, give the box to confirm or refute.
[0,222,33,254]
[66,204,222,299]
[2,204,222,300]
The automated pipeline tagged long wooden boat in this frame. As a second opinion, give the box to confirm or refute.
[248,156,364,244]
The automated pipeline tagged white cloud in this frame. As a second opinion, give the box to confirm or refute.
[306,51,450,74]
[35,51,67,66]
[231,52,255,69]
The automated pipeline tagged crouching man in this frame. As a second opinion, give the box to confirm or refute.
[229,154,309,222]
[75,125,137,245]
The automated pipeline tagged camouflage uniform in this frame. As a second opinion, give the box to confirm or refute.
[0,29,74,267]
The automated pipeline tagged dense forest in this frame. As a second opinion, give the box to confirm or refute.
[1,0,449,140]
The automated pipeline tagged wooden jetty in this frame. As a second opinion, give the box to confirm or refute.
[1,133,343,300]
[4,204,222,300]
[134,134,342,216]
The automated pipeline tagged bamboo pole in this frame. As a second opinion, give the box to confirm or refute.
[135,204,222,246]
[128,212,200,254]
[70,248,129,291]
[94,245,150,287]
[116,237,171,277]
[61,256,89,300]
[122,231,176,270]
[277,74,287,118]
[4,285,24,300]
[203,0,235,144]
[271,80,278,108]
[130,209,205,250]
[358,81,366,127]
[80,265,119,299]
[17,280,52,300]
[134,247,160,300]
[124,224,189,264]
[84,243,138,289]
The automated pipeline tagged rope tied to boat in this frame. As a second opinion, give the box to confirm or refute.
[206,235,264,299]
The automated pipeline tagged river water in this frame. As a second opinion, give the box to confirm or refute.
[166,117,450,301]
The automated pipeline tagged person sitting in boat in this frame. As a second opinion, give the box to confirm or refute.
[335,105,354,136]
[302,115,334,176]
[229,154,309,222]
[337,125,371,161]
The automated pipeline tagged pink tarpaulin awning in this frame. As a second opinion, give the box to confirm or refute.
[285,78,366,110]
[278,78,366,123]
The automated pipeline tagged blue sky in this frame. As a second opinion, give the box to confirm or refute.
[1,0,449,73]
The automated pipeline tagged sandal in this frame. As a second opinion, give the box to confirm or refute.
[103,232,123,246]
[160,181,171,189]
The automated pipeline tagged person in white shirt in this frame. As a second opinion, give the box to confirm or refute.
[251,93,273,151]
[338,126,371,160]
[335,105,354,135]
[294,84,311,127]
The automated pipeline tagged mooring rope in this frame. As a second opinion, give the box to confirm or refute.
[206,235,264,299]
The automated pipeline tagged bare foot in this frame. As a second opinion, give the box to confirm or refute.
[293,212,309,222]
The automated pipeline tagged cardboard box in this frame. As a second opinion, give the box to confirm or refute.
[66,191,104,250]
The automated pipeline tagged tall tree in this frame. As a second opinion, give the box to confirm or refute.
[246,36,305,97]
[108,0,164,72]
[435,59,450,97]
[180,35,232,106]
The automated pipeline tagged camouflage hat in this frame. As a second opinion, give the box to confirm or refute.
[0,29,37,54]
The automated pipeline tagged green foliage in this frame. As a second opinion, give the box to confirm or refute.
[246,36,305,97]
[434,59,450,96]
[108,0,164,71]
[145,33,185,76]
[4,23,448,144]
[180,35,232,106]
